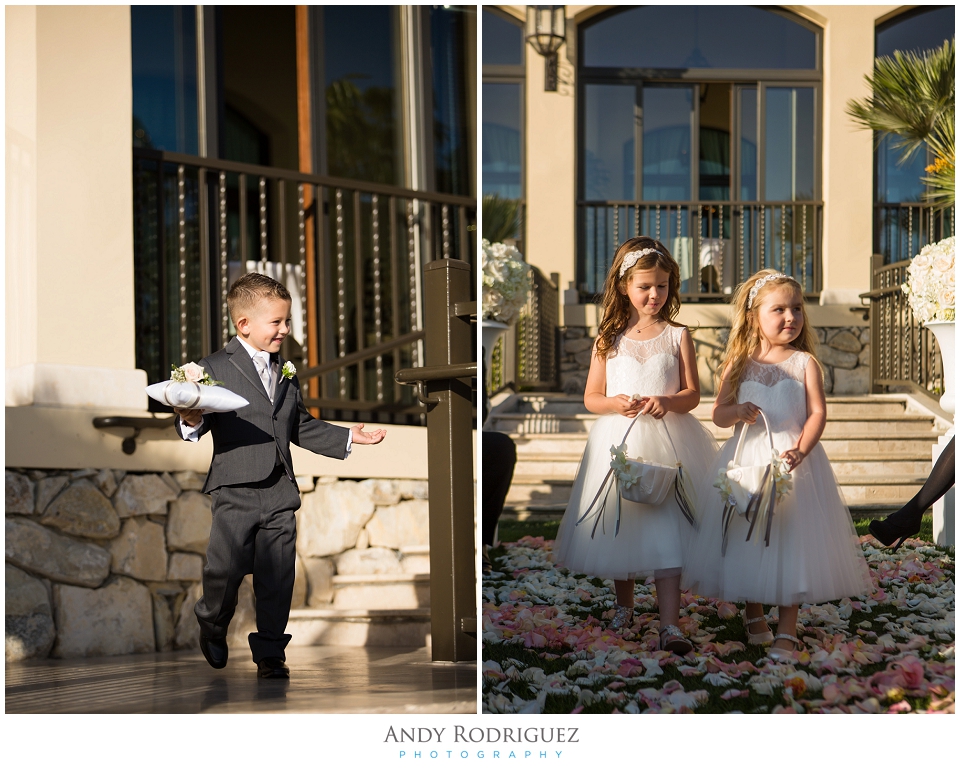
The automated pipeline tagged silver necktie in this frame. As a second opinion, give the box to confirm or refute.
[252,352,273,400]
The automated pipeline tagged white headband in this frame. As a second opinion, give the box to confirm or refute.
[747,272,798,309]
[619,248,664,278]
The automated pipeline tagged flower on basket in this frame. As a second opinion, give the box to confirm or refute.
[609,442,640,489]
[714,450,792,511]
[281,361,297,380]
[482,238,532,325]
[901,236,955,324]
[171,362,222,386]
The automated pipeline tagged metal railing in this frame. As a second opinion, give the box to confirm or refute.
[860,253,943,396]
[133,148,476,425]
[487,264,560,393]
[396,259,476,662]
[874,202,955,265]
[578,200,822,300]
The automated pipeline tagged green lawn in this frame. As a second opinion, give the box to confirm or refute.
[494,514,934,548]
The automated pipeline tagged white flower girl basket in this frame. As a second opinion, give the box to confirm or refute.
[576,414,698,538]
[714,409,792,554]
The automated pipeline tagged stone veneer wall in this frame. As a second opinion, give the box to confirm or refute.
[5,469,428,661]
[559,326,871,397]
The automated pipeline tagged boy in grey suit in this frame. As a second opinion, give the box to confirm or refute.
[175,273,385,678]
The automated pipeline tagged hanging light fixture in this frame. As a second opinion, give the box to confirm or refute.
[525,6,566,92]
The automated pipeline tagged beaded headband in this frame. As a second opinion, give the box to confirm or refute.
[747,272,798,309]
[618,248,664,278]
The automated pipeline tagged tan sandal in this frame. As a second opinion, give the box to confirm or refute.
[659,624,693,655]
[744,613,775,646]
[609,604,634,630]
[766,633,802,662]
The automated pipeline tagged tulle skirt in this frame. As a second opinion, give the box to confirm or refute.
[682,434,874,606]
[552,411,719,580]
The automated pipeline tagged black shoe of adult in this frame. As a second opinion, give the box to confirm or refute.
[257,657,290,679]
[199,634,228,669]
[869,513,922,550]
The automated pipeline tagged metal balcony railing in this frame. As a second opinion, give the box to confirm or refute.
[577,200,823,300]
[860,254,943,397]
[132,148,476,425]
[874,202,955,265]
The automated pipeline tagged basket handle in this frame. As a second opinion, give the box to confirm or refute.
[731,408,775,466]
[617,407,681,465]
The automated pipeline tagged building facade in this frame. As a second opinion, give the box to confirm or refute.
[5,5,476,661]
[483,5,954,396]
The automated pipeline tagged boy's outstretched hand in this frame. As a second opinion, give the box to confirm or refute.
[351,423,386,445]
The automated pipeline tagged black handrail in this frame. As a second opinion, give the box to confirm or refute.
[134,148,475,208]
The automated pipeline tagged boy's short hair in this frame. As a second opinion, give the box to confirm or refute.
[227,273,291,322]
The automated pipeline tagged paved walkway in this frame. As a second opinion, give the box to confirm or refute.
[5,646,477,714]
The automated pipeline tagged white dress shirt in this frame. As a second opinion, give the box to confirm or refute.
[178,337,352,456]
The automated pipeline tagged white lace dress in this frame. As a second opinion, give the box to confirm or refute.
[552,325,719,580]
[682,352,873,605]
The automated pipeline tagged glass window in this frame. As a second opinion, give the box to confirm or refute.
[739,87,758,201]
[483,83,522,199]
[765,87,814,201]
[584,85,635,201]
[583,6,816,70]
[319,6,403,185]
[643,87,692,202]
[483,9,523,66]
[132,6,198,154]
[877,6,955,58]
[220,6,298,170]
[431,6,472,196]
[699,83,731,201]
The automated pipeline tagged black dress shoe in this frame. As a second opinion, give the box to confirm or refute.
[257,657,290,679]
[199,634,228,669]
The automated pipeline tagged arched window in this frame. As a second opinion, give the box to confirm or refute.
[482,8,524,211]
[578,6,821,299]
[873,6,955,264]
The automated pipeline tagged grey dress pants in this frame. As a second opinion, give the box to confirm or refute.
[195,465,301,662]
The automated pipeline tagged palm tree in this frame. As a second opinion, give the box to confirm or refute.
[482,194,521,243]
[847,39,954,208]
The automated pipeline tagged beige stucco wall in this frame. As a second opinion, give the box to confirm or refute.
[499,4,908,322]
[6,5,143,408]
[4,6,431,479]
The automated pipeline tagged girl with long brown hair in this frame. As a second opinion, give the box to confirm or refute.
[552,237,718,654]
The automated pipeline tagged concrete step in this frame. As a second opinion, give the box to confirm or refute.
[490,412,938,437]
[510,454,933,479]
[507,431,940,458]
[332,572,430,610]
[286,607,430,647]
[507,395,914,417]
[503,474,924,507]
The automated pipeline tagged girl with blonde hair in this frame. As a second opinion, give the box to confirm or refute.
[683,270,872,660]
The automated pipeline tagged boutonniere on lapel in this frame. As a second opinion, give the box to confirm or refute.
[281,361,297,380]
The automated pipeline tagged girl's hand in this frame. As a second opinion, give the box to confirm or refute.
[351,423,387,445]
[736,402,760,424]
[609,394,641,417]
[639,395,668,419]
[780,448,805,471]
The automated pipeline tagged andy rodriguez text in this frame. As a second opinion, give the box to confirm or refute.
[384,727,579,744]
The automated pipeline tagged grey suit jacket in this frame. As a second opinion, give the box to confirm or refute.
[175,337,350,493]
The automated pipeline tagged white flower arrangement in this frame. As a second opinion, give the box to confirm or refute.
[482,238,532,324]
[171,362,222,386]
[714,450,793,513]
[281,361,297,380]
[901,236,955,324]
[609,443,641,489]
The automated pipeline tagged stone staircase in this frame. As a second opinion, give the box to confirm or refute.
[489,393,951,519]
[287,545,433,648]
